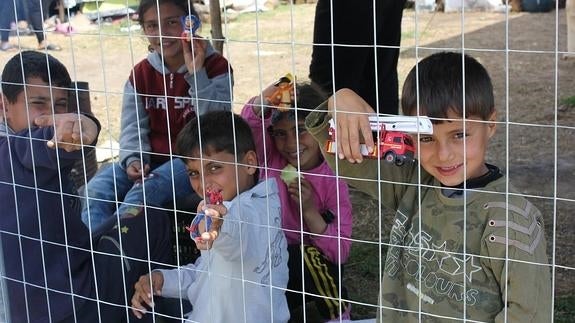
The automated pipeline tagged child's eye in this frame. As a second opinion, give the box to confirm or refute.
[454,132,466,139]
[30,101,53,112]
[187,170,199,178]
[296,124,308,136]
[167,18,180,26]
[54,103,68,113]
[208,165,221,173]
[29,100,46,106]
[143,23,158,32]
[269,129,287,139]
[419,136,434,143]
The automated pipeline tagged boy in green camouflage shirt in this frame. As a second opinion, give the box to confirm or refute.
[305,52,552,322]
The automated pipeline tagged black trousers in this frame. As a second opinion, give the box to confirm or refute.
[286,244,348,321]
[309,0,406,115]
[0,0,15,42]
[24,0,53,44]
[60,208,174,323]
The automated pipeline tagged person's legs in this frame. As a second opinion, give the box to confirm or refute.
[359,0,405,115]
[58,294,131,323]
[15,0,27,22]
[82,163,134,231]
[309,0,335,93]
[26,0,61,50]
[92,208,174,322]
[286,245,349,322]
[117,158,197,217]
[310,0,404,115]
[309,0,380,110]
[26,0,45,44]
[310,1,372,96]
[0,0,15,46]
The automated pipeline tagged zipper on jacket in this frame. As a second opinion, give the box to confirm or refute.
[169,73,174,89]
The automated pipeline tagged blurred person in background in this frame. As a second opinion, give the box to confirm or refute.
[26,0,62,50]
[0,0,16,51]
[309,0,406,115]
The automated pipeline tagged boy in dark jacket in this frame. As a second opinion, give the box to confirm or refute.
[0,51,172,322]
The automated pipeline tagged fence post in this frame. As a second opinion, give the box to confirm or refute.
[209,0,224,53]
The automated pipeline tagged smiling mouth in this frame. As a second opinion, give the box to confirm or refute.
[440,165,458,170]
[157,41,175,47]
[288,150,305,158]
[437,164,461,174]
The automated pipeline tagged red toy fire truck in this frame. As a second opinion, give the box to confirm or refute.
[326,115,433,166]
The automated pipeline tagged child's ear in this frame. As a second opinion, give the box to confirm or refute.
[0,93,6,114]
[243,150,258,175]
[486,110,497,138]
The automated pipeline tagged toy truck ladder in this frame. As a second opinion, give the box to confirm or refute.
[327,115,433,135]
[326,115,433,159]
[368,115,433,134]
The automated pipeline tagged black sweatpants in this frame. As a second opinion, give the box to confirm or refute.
[286,244,348,321]
[60,208,174,323]
[25,0,52,44]
[309,0,406,115]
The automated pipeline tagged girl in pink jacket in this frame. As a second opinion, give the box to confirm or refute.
[241,81,353,322]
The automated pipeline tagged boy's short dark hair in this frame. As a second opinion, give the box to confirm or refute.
[176,111,256,160]
[401,52,495,123]
[137,0,199,25]
[271,82,328,126]
[1,51,71,104]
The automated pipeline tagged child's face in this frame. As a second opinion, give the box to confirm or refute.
[1,77,68,133]
[184,148,258,202]
[142,3,185,62]
[415,110,496,187]
[270,117,322,171]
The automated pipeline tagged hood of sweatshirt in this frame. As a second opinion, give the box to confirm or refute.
[0,119,14,137]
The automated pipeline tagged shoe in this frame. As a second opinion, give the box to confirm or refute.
[38,43,62,51]
[0,43,17,52]
[325,303,351,323]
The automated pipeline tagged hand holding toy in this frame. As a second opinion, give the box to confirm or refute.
[185,189,223,245]
[266,73,294,112]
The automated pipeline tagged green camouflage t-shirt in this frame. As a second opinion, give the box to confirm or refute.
[306,105,552,323]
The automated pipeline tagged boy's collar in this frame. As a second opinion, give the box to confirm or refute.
[441,164,502,198]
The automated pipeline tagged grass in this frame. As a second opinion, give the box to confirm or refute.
[560,95,575,109]
[555,295,575,322]
[344,242,383,319]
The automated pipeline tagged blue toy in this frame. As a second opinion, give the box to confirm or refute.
[181,14,201,41]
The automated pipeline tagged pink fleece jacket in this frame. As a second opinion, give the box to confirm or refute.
[241,99,352,264]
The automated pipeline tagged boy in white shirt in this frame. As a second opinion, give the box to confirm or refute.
[131,111,290,323]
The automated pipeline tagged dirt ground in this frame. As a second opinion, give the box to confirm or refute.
[1,3,574,319]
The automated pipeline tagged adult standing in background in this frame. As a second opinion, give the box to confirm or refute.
[309,0,406,115]
[27,0,62,51]
[0,0,16,51]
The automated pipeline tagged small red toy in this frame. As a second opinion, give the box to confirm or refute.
[185,189,223,241]
[325,115,433,166]
[206,189,223,205]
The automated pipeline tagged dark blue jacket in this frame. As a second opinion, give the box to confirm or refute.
[0,122,96,322]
